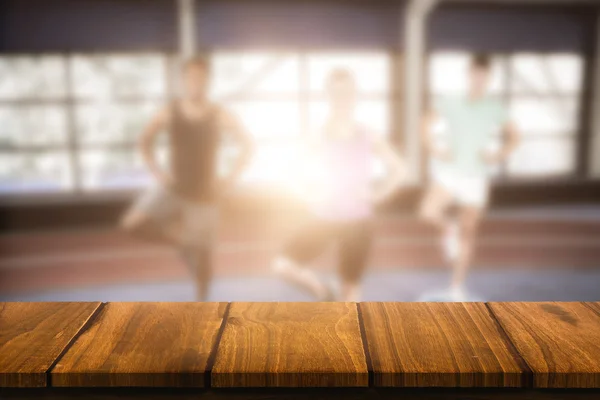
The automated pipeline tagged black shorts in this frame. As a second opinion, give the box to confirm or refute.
[282,218,373,283]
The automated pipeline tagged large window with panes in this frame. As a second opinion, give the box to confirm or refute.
[1,51,585,196]
[0,52,394,195]
[0,54,171,194]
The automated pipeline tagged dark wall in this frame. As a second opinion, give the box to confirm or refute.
[0,0,177,52]
[1,1,596,53]
[429,5,596,52]
[196,0,404,50]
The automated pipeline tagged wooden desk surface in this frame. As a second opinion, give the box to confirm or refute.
[50,302,227,388]
[360,302,526,388]
[212,302,368,387]
[489,302,600,388]
[0,302,101,387]
[1,301,599,395]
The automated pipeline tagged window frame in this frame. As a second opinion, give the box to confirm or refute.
[0,51,176,199]
[0,50,401,202]
[1,47,593,204]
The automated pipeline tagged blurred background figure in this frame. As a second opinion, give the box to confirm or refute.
[419,54,519,301]
[120,58,254,301]
[1,0,600,302]
[271,69,405,302]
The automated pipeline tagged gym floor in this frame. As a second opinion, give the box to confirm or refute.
[2,268,600,302]
[1,205,599,302]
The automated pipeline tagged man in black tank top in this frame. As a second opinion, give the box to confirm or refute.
[120,57,254,301]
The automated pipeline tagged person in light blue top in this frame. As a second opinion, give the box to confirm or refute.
[433,94,508,178]
[419,54,520,301]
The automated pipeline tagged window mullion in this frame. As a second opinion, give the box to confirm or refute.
[299,52,309,138]
[65,54,82,193]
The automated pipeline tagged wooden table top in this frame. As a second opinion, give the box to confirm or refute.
[360,302,526,388]
[0,302,101,387]
[51,302,227,387]
[212,302,368,387]
[0,302,599,390]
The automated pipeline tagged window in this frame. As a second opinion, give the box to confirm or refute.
[211,51,392,188]
[210,52,302,189]
[71,54,169,190]
[507,54,582,177]
[0,52,393,195]
[428,52,583,179]
[0,56,72,193]
[0,54,170,195]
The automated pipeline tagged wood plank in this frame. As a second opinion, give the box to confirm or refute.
[51,302,227,387]
[212,302,368,388]
[359,302,526,387]
[489,302,600,388]
[0,302,101,388]
[584,302,600,316]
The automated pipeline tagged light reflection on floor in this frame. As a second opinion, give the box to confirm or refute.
[2,268,599,302]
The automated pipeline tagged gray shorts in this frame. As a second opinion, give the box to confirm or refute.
[127,184,218,248]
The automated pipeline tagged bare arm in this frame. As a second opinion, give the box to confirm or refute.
[484,121,520,164]
[371,137,407,205]
[218,108,255,193]
[500,121,520,159]
[422,108,451,161]
[138,106,171,186]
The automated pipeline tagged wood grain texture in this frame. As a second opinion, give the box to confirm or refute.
[0,302,101,388]
[212,302,368,388]
[51,302,227,387]
[489,302,600,388]
[360,302,526,387]
[584,302,600,317]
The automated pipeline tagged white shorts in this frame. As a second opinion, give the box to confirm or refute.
[432,168,490,208]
